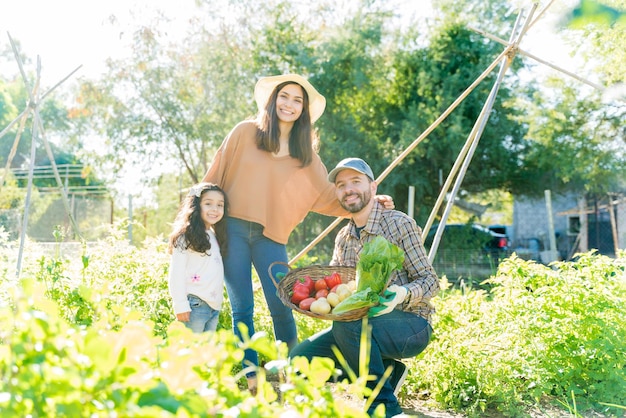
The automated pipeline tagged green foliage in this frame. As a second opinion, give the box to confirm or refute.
[3,232,625,416]
[1,279,293,417]
[71,6,258,183]
[412,251,626,417]
[513,83,626,197]
[0,236,380,418]
[567,0,626,30]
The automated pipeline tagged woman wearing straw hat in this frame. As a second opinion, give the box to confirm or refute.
[202,73,393,391]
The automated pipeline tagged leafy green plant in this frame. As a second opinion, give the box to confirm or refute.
[412,251,626,417]
[2,231,625,417]
[0,276,381,417]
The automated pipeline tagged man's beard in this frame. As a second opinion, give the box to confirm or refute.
[340,190,371,213]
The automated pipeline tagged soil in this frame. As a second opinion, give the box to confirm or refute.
[366,396,610,418]
[349,395,610,418]
[268,380,612,418]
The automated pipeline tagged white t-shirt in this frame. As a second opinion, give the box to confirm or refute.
[168,229,225,314]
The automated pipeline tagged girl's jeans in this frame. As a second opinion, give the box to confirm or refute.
[224,217,298,375]
[185,294,220,333]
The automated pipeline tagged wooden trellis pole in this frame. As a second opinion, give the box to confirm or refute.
[290,1,607,266]
[3,32,84,278]
[289,9,524,265]
[289,43,513,265]
[427,6,533,262]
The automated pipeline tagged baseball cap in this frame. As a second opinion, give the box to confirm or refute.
[328,158,375,183]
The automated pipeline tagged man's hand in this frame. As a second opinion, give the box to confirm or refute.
[375,195,395,209]
[368,284,408,317]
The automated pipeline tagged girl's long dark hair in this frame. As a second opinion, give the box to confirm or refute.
[255,81,319,166]
[168,183,228,258]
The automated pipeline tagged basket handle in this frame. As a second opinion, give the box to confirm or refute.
[268,261,291,288]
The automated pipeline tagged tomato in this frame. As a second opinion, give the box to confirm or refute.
[293,282,311,293]
[315,288,329,299]
[330,284,340,293]
[314,278,328,291]
[291,286,311,304]
[325,272,342,289]
[299,297,316,311]
[296,275,314,293]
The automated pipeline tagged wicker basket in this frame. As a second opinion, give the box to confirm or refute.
[269,262,369,321]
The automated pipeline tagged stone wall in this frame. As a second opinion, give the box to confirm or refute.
[514,193,624,259]
[512,192,579,260]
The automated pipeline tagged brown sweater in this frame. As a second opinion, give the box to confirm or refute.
[202,120,347,245]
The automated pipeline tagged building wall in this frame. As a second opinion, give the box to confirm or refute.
[514,193,624,259]
[512,192,579,259]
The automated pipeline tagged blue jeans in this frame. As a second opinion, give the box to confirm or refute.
[289,310,432,413]
[185,294,220,333]
[224,217,298,374]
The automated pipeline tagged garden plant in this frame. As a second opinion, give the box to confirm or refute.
[0,226,624,417]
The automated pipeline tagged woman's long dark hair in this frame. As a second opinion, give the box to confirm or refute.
[168,182,228,258]
[255,81,319,166]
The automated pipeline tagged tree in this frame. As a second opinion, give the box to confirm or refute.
[513,81,626,197]
[374,23,527,222]
[566,0,626,86]
[67,0,534,255]
[72,16,257,184]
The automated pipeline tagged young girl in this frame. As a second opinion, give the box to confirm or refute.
[167,182,229,333]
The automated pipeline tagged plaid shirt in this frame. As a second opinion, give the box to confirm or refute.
[331,201,440,324]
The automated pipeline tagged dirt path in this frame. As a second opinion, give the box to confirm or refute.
[267,378,610,417]
[337,390,610,418]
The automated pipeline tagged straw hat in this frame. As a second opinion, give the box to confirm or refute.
[254,74,326,123]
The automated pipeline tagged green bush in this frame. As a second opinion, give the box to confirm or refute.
[1,231,625,417]
[1,277,377,417]
[0,255,376,417]
[412,252,626,417]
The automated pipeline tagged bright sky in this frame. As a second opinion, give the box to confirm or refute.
[1,0,587,85]
[1,0,199,84]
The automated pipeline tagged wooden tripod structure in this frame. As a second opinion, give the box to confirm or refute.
[289,1,605,265]
[0,32,83,278]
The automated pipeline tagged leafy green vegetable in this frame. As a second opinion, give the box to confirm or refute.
[330,288,380,315]
[356,236,405,294]
[332,237,405,315]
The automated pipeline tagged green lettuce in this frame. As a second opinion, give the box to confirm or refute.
[356,236,405,294]
[331,288,380,315]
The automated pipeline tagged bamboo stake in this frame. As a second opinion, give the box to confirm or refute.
[0,109,28,140]
[7,33,84,278]
[427,9,528,262]
[466,27,604,91]
[0,109,30,194]
[289,43,515,265]
[16,59,42,278]
[422,6,536,249]
[8,33,83,243]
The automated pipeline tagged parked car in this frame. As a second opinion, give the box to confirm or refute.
[424,223,509,254]
[423,223,510,278]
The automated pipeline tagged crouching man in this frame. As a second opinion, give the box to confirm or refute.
[290,158,440,418]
